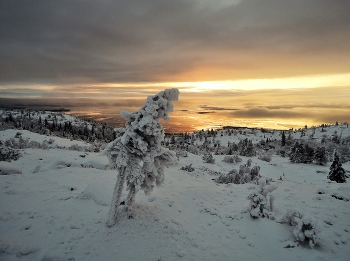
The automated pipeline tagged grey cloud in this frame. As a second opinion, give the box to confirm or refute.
[316,112,350,124]
[229,107,305,119]
[1,0,350,84]
[200,105,239,111]
[223,106,350,125]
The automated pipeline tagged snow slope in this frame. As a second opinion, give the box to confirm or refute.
[1,128,350,261]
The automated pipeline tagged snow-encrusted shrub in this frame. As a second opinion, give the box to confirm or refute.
[28,140,42,149]
[337,145,350,163]
[180,163,194,172]
[215,161,261,185]
[294,217,321,248]
[222,154,242,164]
[279,210,321,248]
[0,147,21,162]
[238,138,256,157]
[258,153,272,162]
[250,166,261,181]
[215,169,239,184]
[176,149,188,158]
[279,209,303,226]
[247,178,277,219]
[102,88,179,227]
[68,144,84,151]
[186,144,199,155]
[202,151,215,164]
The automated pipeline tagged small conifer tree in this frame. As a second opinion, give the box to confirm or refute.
[328,152,346,183]
[315,146,328,166]
[281,131,286,146]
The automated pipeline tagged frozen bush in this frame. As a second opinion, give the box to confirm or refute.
[69,144,84,151]
[258,153,272,162]
[215,169,238,184]
[186,145,199,155]
[247,178,277,219]
[238,138,256,157]
[293,216,321,248]
[202,151,215,164]
[0,147,21,161]
[180,163,194,172]
[222,155,242,164]
[176,150,188,158]
[280,210,321,248]
[28,141,42,149]
[250,166,261,180]
[215,163,261,185]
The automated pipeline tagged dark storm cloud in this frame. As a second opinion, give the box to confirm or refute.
[1,0,350,84]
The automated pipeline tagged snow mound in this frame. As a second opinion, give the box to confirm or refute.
[79,181,113,206]
[81,159,108,170]
[0,161,22,175]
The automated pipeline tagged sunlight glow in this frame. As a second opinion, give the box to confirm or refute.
[176,73,350,92]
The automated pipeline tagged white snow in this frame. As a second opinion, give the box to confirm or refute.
[0,161,22,175]
[1,127,350,261]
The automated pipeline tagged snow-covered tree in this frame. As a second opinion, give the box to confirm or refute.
[102,88,180,227]
[328,152,346,183]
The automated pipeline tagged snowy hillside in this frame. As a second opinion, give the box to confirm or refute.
[1,116,350,260]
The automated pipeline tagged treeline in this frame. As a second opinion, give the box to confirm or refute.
[0,108,116,143]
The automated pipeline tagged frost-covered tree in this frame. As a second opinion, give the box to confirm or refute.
[102,88,179,227]
[328,152,346,183]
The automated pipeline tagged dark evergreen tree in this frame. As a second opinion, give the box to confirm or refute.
[281,131,286,146]
[315,147,328,166]
[289,142,305,163]
[328,153,346,183]
[304,144,315,163]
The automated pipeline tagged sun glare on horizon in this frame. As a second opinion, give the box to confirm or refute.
[175,73,350,93]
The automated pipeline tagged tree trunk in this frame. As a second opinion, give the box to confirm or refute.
[125,185,137,218]
[106,166,126,227]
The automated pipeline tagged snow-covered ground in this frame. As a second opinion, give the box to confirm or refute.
[1,128,350,261]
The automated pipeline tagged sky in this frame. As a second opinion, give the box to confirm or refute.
[1,0,350,132]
